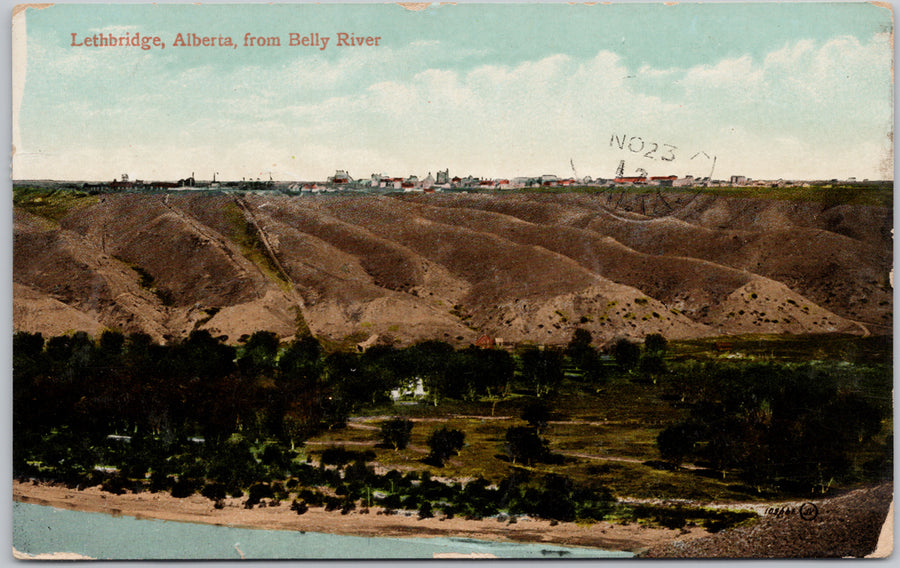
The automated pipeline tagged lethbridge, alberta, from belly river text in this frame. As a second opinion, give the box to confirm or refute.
[69,32,382,50]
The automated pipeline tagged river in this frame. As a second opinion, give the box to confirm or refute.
[13,502,632,559]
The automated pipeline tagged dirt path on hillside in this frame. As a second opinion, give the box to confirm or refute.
[160,198,258,295]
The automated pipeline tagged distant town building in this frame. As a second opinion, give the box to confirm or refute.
[614,176,647,184]
[328,170,352,184]
[402,175,420,191]
[474,335,495,349]
[672,175,695,188]
[436,169,450,185]
[650,175,678,187]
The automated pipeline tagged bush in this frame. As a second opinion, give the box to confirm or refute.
[291,499,309,515]
[170,478,197,498]
[149,471,172,493]
[201,482,227,502]
[613,338,641,370]
[521,401,552,432]
[340,499,356,515]
[245,482,275,508]
[505,426,549,465]
[644,333,668,355]
[297,488,325,507]
[426,427,465,467]
[101,474,128,495]
[379,417,413,450]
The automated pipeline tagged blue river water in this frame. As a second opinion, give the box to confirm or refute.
[13,502,632,559]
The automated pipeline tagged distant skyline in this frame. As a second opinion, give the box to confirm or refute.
[12,3,894,182]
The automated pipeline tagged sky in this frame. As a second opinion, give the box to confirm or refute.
[11,2,895,182]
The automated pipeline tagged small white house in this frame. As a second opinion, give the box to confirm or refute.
[391,377,426,402]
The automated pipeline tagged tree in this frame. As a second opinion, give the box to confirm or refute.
[379,417,413,450]
[440,347,515,405]
[656,423,700,466]
[326,352,394,412]
[519,347,564,397]
[657,361,890,493]
[640,333,668,378]
[418,500,434,519]
[472,348,515,415]
[612,338,640,371]
[566,328,606,385]
[238,330,280,376]
[278,336,323,386]
[644,333,668,355]
[400,341,455,406]
[521,401,552,434]
[98,330,125,357]
[426,427,465,466]
[274,336,326,445]
[505,426,549,465]
[566,328,594,362]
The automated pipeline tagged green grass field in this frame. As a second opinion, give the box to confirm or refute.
[13,187,99,223]
[515,181,892,208]
[305,380,753,502]
[304,333,892,504]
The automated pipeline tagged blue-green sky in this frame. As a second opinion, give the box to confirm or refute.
[12,3,894,181]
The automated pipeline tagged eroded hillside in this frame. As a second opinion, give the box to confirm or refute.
[13,189,892,345]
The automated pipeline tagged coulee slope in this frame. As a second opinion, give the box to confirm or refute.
[14,190,892,346]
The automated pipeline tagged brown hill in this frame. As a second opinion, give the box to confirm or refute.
[409,192,891,335]
[13,190,891,346]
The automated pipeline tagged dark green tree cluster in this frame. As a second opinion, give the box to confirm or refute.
[379,417,413,450]
[14,330,330,451]
[657,361,891,493]
[611,334,668,379]
[367,467,614,523]
[12,330,558,492]
[425,427,465,467]
[13,329,354,488]
[318,341,515,409]
[397,343,514,406]
[519,346,565,397]
[565,328,607,385]
[497,470,615,522]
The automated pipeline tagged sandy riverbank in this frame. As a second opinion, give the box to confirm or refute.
[13,480,707,554]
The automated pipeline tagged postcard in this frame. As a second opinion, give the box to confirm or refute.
[11,1,894,560]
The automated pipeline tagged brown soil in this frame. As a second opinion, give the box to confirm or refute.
[14,191,892,345]
[12,480,705,554]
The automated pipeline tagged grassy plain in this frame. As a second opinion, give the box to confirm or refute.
[518,181,893,208]
[304,333,892,504]
[13,187,98,222]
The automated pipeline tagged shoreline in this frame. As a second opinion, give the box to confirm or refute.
[13,480,707,554]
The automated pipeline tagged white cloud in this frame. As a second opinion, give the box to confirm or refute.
[14,33,893,182]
